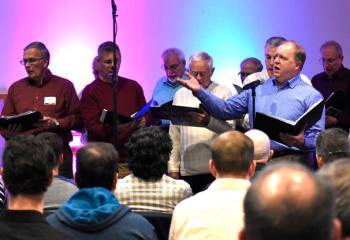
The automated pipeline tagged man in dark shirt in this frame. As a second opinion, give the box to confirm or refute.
[312,40,350,131]
[0,42,82,178]
[0,135,75,240]
[80,41,150,177]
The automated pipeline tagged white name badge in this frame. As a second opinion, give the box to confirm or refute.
[44,96,56,105]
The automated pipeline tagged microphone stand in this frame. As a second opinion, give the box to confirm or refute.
[111,0,119,148]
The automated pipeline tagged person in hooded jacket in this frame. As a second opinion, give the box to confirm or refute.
[46,142,158,240]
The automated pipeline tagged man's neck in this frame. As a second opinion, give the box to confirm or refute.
[8,193,45,213]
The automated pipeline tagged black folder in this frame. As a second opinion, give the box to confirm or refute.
[254,99,324,142]
[325,91,349,117]
[0,111,43,131]
[150,104,205,127]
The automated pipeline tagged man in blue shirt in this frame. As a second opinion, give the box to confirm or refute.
[152,48,187,106]
[177,41,325,162]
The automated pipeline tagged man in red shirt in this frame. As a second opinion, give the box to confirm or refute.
[80,41,149,177]
[1,42,82,178]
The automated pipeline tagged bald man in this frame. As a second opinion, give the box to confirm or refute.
[169,131,255,240]
[239,162,341,240]
[245,129,273,176]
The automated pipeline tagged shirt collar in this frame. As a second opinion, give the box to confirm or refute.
[272,74,301,89]
[28,69,52,87]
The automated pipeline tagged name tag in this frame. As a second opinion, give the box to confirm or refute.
[44,97,56,105]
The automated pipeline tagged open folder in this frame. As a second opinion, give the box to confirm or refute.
[0,111,43,131]
[254,99,324,143]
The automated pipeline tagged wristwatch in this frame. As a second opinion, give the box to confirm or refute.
[53,119,60,128]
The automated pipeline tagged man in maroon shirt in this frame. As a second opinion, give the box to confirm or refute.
[1,42,82,178]
[80,41,149,177]
[312,40,350,131]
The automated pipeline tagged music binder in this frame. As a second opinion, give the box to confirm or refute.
[150,104,205,127]
[254,99,324,142]
[0,111,43,131]
[325,91,349,117]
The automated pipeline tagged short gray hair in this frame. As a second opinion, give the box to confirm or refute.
[161,48,185,63]
[320,40,343,58]
[189,51,213,69]
[24,41,50,63]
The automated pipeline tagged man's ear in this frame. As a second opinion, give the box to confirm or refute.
[238,228,247,240]
[316,154,325,168]
[209,159,217,178]
[210,67,215,76]
[268,149,274,161]
[58,153,64,166]
[333,218,342,240]
[248,161,256,179]
[47,172,54,187]
[111,173,118,192]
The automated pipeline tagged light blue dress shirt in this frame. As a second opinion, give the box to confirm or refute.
[152,74,188,105]
[195,74,325,151]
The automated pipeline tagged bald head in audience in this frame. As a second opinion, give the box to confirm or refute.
[240,162,341,240]
[245,129,273,174]
[210,130,255,179]
[318,158,350,239]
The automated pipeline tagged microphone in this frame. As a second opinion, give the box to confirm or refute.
[111,0,117,16]
[243,80,262,90]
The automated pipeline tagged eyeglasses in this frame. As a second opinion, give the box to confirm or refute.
[162,61,183,72]
[238,71,253,78]
[319,57,339,65]
[103,59,120,65]
[20,57,43,65]
[190,71,210,78]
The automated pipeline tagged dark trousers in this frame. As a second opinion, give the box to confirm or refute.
[59,143,73,179]
[181,174,215,194]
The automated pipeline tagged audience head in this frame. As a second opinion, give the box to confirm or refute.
[210,130,254,178]
[161,48,186,82]
[320,40,344,77]
[22,41,50,82]
[239,57,263,82]
[189,51,214,88]
[241,162,339,240]
[264,36,286,77]
[316,128,350,167]
[274,41,306,83]
[318,158,350,238]
[2,135,56,196]
[36,132,64,166]
[126,127,172,181]
[96,41,121,82]
[75,142,118,191]
[245,129,273,164]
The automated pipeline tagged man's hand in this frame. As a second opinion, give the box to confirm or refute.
[168,172,179,179]
[279,127,306,149]
[325,115,338,127]
[4,124,23,138]
[189,110,210,125]
[177,71,201,93]
[34,116,59,130]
